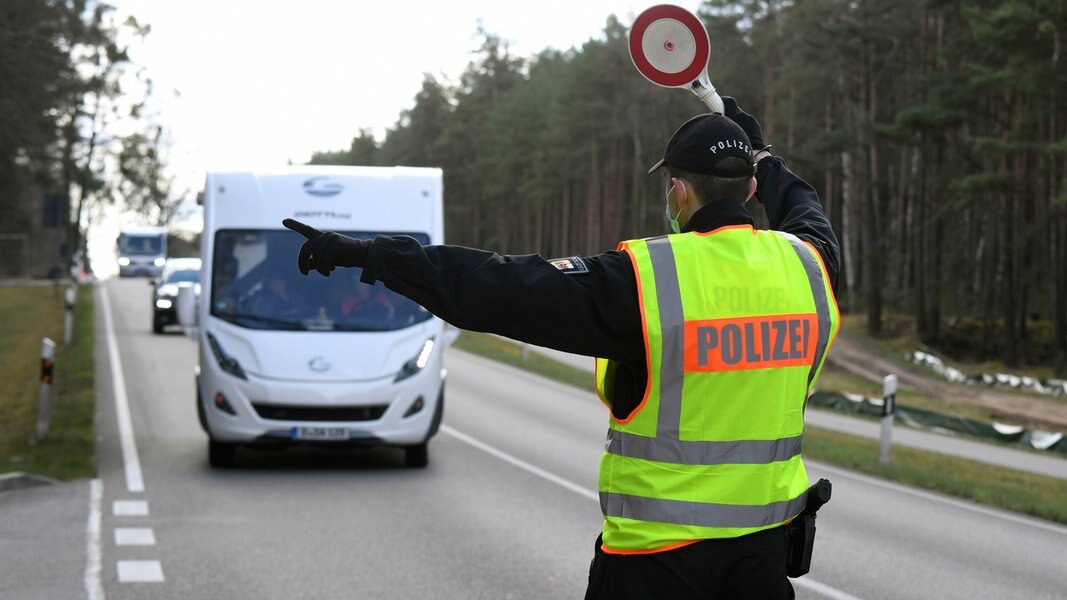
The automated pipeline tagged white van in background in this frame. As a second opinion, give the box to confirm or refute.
[117,225,167,277]
[189,166,449,468]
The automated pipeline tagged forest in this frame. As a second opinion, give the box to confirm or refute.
[0,0,172,270]
[310,0,1067,375]
[1,1,1063,373]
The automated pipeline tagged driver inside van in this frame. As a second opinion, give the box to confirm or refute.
[339,272,395,320]
[252,274,299,318]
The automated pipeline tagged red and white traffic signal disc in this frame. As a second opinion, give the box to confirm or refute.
[628,4,710,88]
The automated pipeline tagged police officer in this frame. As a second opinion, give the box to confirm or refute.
[284,97,839,599]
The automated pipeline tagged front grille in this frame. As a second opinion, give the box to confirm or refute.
[252,403,388,422]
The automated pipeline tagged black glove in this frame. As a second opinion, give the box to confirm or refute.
[282,218,369,277]
[722,96,768,151]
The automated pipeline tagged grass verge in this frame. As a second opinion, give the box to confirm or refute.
[453,332,595,392]
[805,427,1067,524]
[0,284,96,480]
[454,331,1067,526]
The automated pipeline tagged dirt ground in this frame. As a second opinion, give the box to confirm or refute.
[827,330,1067,433]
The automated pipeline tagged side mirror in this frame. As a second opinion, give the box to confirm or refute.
[176,283,199,337]
[149,278,160,287]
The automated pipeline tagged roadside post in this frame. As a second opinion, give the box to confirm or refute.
[176,283,198,339]
[36,337,57,441]
[879,374,897,465]
[63,284,76,345]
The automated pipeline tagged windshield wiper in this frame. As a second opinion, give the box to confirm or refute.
[213,311,306,330]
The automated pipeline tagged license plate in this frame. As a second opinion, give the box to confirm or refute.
[291,427,348,441]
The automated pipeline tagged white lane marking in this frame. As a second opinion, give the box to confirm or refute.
[809,460,1067,536]
[84,479,104,600]
[793,576,864,600]
[115,528,156,546]
[117,560,165,583]
[441,425,598,501]
[443,424,862,599]
[113,500,149,516]
[100,287,146,493]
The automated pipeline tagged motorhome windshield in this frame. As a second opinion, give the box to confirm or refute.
[210,229,432,332]
[119,234,163,255]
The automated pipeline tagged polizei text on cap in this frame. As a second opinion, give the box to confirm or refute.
[708,139,751,155]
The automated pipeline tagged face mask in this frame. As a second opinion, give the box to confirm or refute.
[664,185,683,234]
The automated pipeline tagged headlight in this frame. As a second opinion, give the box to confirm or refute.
[154,257,166,267]
[207,333,247,380]
[118,257,131,266]
[395,338,435,382]
[155,299,173,309]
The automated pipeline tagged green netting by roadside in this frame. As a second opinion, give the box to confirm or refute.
[808,391,1067,456]
[906,350,1067,397]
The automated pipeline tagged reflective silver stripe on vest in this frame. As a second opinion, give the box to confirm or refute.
[775,232,833,389]
[607,233,825,467]
[646,236,684,440]
[607,429,802,465]
[600,490,808,529]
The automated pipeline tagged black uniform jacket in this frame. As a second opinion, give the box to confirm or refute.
[359,157,840,420]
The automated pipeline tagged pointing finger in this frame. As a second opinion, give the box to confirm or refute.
[283,218,323,240]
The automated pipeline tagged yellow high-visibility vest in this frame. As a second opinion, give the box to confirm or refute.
[595,224,839,554]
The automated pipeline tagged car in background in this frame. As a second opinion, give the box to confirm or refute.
[153,258,201,333]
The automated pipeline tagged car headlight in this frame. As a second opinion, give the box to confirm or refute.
[118,257,131,266]
[154,257,166,267]
[155,299,173,309]
[207,333,247,380]
[395,338,435,383]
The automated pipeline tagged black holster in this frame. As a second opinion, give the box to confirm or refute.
[786,478,832,578]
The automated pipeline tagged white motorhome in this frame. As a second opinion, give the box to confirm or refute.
[191,166,447,468]
[117,225,168,277]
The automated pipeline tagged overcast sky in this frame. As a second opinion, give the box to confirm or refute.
[90,1,703,274]
[109,0,702,195]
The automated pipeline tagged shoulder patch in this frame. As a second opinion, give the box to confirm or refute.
[548,256,589,275]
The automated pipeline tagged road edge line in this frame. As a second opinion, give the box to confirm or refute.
[441,424,864,599]
[100,286,145,493]
[84,478,104,600]
[793,575,864,600]
[441,424,597,501]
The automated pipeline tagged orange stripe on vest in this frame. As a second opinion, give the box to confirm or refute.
[683,313,817,372]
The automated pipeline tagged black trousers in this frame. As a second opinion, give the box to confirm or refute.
[584,526,795,600]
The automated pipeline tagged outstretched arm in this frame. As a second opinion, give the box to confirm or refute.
[283,219,644,362]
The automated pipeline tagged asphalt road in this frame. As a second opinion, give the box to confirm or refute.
[45,278,1067,598]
